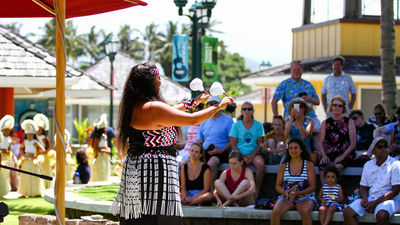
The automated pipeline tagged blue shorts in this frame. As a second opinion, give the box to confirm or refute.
[187,189,202,197]
[347,198,400,217]
[277,193,318,208]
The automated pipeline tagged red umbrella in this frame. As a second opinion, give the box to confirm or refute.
[0,1,147,224]
[0,0,147,18]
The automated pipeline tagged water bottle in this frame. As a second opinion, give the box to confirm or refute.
[74,172,81,184]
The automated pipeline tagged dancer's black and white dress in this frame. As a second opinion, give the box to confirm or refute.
[112,126,183,225]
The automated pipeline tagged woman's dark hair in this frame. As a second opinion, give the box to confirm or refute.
[37,127,48,136]
[228,151,244,164]
[117,62,181,152]
[283,138,311,163]
[237,101,254,120]
[191,142,206,162]
[92,127,105,139]
[324,165,340,181]
[76,149,88,164]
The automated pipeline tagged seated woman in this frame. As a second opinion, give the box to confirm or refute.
[262,115,288,165]
[180,143,213,206]
[284,98,316,164]
[89,115,111,182]
[390,106,400,159]
[271,138,317,225]
[214,151,256,207]
[319,96,356,184]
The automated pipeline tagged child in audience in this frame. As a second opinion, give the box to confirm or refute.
[214,151,256,207]
[318,166,344,225]
[180,143,213,206]
[74,149,90,184]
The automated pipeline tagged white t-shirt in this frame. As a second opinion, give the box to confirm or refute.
[24,139,37,154]
[360,156,400,201]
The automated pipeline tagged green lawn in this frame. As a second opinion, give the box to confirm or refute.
[73,184,119,202]
[1,197,54,225]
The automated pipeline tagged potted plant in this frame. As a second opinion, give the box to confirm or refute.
[70,118,93,153]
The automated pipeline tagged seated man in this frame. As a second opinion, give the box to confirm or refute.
[343,137,400,225]
[349,109,375,151]
[197,96,233,182]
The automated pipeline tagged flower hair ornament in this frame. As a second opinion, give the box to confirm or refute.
[150,67,159,76]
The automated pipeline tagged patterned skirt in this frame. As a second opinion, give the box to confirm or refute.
[111,147,182,223]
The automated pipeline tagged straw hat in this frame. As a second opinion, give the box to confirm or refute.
[21,119,39,134]
[287,98,312,115]
[0,115,14,130]
[33,113,49,131]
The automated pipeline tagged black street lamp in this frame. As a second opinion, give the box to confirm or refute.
[173,0,217,97]
[105,36,120,128]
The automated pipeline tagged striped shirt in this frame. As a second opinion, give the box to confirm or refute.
[283,160,310,193]
[321,184,340,204]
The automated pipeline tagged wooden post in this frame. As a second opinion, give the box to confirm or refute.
[55,0,66,224]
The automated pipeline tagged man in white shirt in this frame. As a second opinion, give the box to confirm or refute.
[321,56,357,116]
[343,137,400,225]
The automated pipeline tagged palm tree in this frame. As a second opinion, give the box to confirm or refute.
[380,0,397,116]
[159,21,179,77]
[83,26,112,63]
[37,19,85,63]
[136,23,165,61]
[117,24,145,60]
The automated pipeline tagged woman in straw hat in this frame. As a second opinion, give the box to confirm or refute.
[284,98,316,163]
[18,119,45,197]
[89,114,111,182]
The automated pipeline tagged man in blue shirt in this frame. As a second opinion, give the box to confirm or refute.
[197,96,234,181]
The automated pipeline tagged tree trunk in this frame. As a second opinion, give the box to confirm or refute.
[380,0,397,116]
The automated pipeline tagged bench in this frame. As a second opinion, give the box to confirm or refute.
[182,206,400,224]
[219,164,363,176]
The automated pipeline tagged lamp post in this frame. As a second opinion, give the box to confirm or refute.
[173,0,217,97]
[105,36,120,128]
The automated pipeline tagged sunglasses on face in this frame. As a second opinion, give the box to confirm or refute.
[332,104,344,108]
[374,112,384,116]
[376,144,388,149]
[351,116,358,120]
[242,108,253,111]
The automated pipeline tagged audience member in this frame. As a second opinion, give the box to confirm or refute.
[319,96,356,184]
[262,115,288,165]
[197,96,233,182]
[349,110,375,151]
[318,166,345,225]
[369,103,391,127]
[374,121,398,141]
[390,107,400,159]
[75,149,90,184]
[214,152,256,207]
[321,56,357,115]
[271,138,317,225]
[18,119,45,197]
[177,104,204,168]
[230,102,265,198]
[284,98,317,164]
[343,137,400,225]
[271,61,320,122]
[180,143,213,206]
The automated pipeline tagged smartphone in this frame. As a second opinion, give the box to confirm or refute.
[293,103,300,112]
[206,144,215,152]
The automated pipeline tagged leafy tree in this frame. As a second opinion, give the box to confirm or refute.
[37,19,85,63]
[136,23,165,62]
[117,24,145,60]
[158,21,179,78]
[82,26,112,63]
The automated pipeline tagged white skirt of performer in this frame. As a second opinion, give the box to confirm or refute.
[18,157,45,197]
[90,152,110,182]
